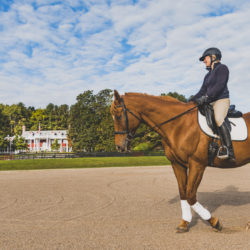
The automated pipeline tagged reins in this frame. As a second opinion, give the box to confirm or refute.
[114,97,199,138]
[152,104,199,130]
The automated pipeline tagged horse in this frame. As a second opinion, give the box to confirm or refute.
[110,90,250,233]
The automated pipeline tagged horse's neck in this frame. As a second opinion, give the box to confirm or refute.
[126,95,187,135]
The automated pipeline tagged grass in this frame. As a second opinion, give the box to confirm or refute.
[0,156,171,171]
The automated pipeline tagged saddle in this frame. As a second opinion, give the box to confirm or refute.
[198,104,245,166]
[198,104,243,136]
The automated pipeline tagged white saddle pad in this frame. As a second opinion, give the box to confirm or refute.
[198,111,248,141]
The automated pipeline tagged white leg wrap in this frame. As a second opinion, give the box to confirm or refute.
[191,202,211,220]
[181,200,192,222]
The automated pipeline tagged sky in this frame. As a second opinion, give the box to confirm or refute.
[1,0,250,112]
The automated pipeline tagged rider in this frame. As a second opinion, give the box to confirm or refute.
[191,47,235,162]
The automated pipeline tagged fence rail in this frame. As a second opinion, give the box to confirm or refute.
[0,151,165,160]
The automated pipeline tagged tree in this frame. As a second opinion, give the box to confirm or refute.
[45,103,69,130]
[68,89,115,152]
[15,136,28,151]
[0,107,9,137]
[0,136,9,152]
[0,103,32,137]
[30,109,46,130]
[131,124,162,152]
[51,139,60,152]
[94,89,115,151]
[14,118,26,135]
[69,90,97,152]
[161,91,188,102]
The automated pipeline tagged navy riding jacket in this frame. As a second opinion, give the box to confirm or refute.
[193,62,230,103]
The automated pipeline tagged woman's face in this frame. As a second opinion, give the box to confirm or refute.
[203,55,211,67]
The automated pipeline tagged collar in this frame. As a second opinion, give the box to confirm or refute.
[206,62,221,71]
[213,62,221,69]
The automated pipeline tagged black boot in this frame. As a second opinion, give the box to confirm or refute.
[217,122,235,161]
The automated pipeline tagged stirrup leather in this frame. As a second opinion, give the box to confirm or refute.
[217,145,229,159]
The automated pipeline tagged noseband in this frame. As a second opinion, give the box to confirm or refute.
[114,98,141,139]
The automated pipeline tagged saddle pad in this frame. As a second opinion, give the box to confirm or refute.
[198,111,248,141]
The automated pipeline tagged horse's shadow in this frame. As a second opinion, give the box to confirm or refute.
[168,185,250,228]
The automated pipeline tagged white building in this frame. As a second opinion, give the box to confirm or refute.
[21,127,71,152]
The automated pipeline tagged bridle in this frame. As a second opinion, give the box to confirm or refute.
[114,98,199,138]
[114,98,141,139]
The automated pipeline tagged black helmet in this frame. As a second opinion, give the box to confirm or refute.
[199,47,222,61]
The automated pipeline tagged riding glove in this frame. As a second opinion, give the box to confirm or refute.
[195,95,209,105]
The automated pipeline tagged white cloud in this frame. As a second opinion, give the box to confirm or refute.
[0,0,250,113]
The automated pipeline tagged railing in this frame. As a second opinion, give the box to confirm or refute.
[0,151,165,160]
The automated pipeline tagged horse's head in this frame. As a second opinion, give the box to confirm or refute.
[110,90,141,152]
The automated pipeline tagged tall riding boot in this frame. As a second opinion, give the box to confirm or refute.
[217,122,235,161]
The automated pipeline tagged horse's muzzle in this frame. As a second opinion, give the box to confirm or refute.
[116,137,130,152]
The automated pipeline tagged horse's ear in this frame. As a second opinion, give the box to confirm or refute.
[114,90,121,104]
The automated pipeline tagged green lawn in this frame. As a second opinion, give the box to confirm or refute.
[0,156,171,171]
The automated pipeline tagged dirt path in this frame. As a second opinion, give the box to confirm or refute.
[0,165,250,249]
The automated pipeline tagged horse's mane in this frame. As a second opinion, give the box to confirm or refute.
[124,92,185,105]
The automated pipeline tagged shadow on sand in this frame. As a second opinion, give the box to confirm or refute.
[168,185,250,232]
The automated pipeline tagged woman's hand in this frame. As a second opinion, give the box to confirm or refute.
[195,95,208,105]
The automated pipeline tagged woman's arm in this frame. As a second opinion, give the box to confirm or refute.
[206,65,229,101]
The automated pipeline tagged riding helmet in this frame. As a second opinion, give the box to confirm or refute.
[199,47,222,61]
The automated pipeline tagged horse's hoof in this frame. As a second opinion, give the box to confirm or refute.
[208,216,222,232]
[212,220,222,232]
[175,220,189,233]
[245,222,250,231]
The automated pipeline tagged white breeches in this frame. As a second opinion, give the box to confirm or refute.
[211,98,230,127]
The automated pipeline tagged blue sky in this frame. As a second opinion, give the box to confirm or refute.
[1,0,250,112]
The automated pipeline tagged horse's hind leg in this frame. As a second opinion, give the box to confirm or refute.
[186,161,222,231]
[172,162,191,233]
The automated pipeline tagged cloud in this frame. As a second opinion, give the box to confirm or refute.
[0,0,250,112]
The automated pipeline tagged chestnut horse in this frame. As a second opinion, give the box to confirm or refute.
[111,90,250,233]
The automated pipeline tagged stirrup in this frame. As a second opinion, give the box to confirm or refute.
[217,146,229,159]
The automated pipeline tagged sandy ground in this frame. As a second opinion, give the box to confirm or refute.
[0,165,250,250]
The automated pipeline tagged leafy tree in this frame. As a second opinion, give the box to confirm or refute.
[44,103,69,130]
[69,89,115,152]
[0,136,9,152]
[15,136,28,151]
[0,102,33,139]
[51,139,60,152]
[0,107,10,137]
[30,109,46,130]
[94,89,115,151]
[14,118,26,135]
[69,90,97,152]
[161,91,188,102]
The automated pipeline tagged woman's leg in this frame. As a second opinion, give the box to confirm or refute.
[212,98,235,160]
[212,98,230,127]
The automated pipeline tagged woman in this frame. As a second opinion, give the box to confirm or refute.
[192,47,235,161]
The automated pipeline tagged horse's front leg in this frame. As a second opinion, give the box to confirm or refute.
[186,161,222,231]
[172,162,192,233]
